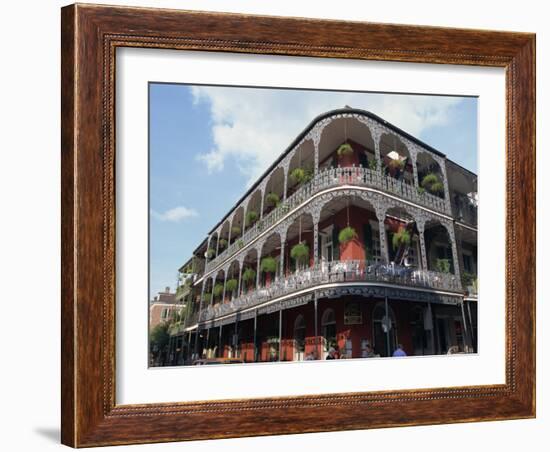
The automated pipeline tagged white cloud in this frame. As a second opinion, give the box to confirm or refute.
[151,206,198,222]
[191,86,462,185]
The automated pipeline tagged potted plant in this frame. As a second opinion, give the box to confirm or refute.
[387,158,405,177]
[202,293,212,304]
[391,226,411,250]
[237,239,244,249]
[205,248,215,259]
[290,167,313,186]
[218,238,228,249]
[338,226,357,244]
[435,258,451,273]
[421,172,444,196]
[290,242,309,266]
[260,256,278,274]
[245,210,258,227]
[266,192,280,207]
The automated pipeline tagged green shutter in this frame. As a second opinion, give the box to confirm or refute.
[332,225,340,260]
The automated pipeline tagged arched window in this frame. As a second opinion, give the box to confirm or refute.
[372,303,398,357]
[293,315,306,361]
[321,308,337,352]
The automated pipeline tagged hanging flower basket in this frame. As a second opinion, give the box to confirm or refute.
[337,143,353,157]
[266,192,280,207]
[421,172,444,195]
[205,248,215,259]
[213,283,224,298]
[391,227,411,250]
[218,238,228,249]
[260,256,277,274]
[225,278,238,292]
[338,226,357,244]
[242,268,256,282]
[231,226,242,237]
[245,210,258,226]
[290,242,310,264]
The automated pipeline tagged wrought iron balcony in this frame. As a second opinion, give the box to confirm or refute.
[206,167,450,273]
[199,260,462,323]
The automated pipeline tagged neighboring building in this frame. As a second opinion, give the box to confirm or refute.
[149,287,178,329]
[178,108,478,363]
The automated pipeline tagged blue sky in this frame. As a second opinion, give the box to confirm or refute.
[149,83,477,297]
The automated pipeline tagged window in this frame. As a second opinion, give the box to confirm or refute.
[321,308,337,352]
[344,301,362,325]
[320,225,334,263]
[370,221,381,263]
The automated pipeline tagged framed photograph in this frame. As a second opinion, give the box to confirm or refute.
[61,3,535,447]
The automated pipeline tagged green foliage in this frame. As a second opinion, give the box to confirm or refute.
[435,258,451,274]
[461,272,477,287]
[290,242,310,264]
[237,240,244,249]
[388,158,405,170]
[149,323,170,352]
[202,293,212,304]
[206,248,215,259]
[260,256,278,274]
[368,158,378,171]
[242,268,256,282]
[245,210,258,227]
[421,172,444,195]
[225,278,238,292]
[266,192,280,207]
[391,227,411,250]
[290,167,313,185]
[213,283,224,298]
[231,226,242,237]
[337,143,354,157]
[417,186,426,195]
[218,238,228,249]
[338,226,358,244]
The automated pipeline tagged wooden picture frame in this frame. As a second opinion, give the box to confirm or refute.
[61,3,535,447]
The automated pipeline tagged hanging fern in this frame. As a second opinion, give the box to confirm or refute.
[260,256,277,274]
[290,242,310,264]
[391,227,411,250]
[202,293,212,304]
[242,268,256,282]
[266,192,280,207]
[231,226,242,237]
[290,167,306,184]
[225,278,238,292]
[213,283,224,298]
[337,143,353,157]
[205,248,215,259]
[218,238,228,249]
[421,172,444,195]
[338,226,357,244]
[245,210,258,226]
[435,258,451,274]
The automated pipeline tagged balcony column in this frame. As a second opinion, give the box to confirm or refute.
[373,129,382,170]
[253,309,258,362]
[283,171,288,201]
[410,147,419,188]
[376,206,389,264]
[313,219,319,266]
[460,301,473,353]
[446,223,461,284]
[438,157,452,214]
[260,192,265,220]
[222,271,227,303]
[215,234,220,258]
[237,262,243,297]
[256,254,261,289]
[279,231,287,278]
[417,220,428,271]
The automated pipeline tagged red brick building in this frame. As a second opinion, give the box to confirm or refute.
[175,108,478,364]
[149,287,178,329]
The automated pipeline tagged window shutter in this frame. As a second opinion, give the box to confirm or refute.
[332,225,340,260]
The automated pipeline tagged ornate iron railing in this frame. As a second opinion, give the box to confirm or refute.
[199,260,461,322]
[206,166,450,273]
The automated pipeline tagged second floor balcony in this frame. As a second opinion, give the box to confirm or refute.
[198,260,462,323]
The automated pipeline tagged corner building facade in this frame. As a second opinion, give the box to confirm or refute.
[175,108,478,363]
